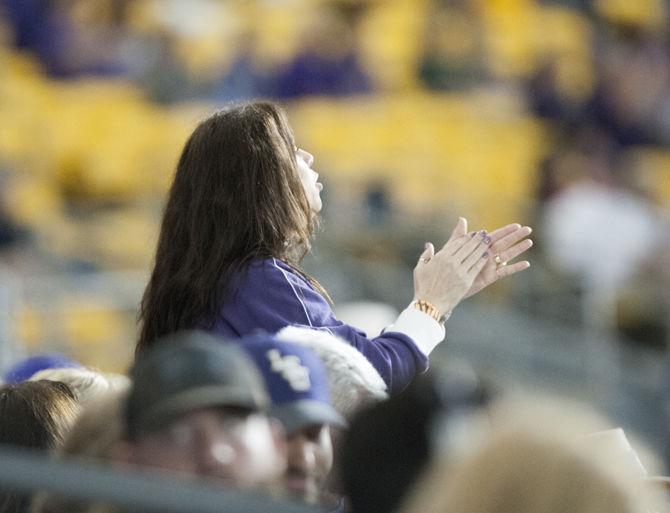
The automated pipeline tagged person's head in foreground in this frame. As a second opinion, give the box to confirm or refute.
[138,102,323,353]
[31,387,130,513]
[120,331,286,490]
[242,334,346,505]
[276,326,389,504]
[397,396,668,513]
[0,380,80,450]
[340,368,491,513]
[0,380,80,513]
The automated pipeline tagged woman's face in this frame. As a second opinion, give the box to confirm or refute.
[295,148,323,213]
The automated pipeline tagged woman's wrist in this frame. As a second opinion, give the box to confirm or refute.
[411,299,450,324]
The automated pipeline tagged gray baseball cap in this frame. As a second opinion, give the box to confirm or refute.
[125,331,269,441]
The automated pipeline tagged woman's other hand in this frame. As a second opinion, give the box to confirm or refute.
[413,217,491,317]
[464,223,532,298]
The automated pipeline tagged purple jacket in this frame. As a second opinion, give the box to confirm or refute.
[209,258,428,394]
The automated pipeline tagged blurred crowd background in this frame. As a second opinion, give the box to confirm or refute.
[1,0,670,462]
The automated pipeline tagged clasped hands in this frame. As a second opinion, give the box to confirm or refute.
[413,217,533,319]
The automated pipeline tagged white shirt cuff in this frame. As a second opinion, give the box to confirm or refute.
[383,304,446,356]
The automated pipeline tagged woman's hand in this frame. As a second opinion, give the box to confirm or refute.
[464,223,533,298]
[413,217,491,316]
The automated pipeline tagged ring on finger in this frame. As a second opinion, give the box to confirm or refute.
[494,254,507,267]
[420,257,430,263]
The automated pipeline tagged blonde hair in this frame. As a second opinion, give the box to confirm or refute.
[30,368,130,406]
[399,396,667,513]
[60,387,129,460]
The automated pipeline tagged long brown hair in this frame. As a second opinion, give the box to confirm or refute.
[137,102,319,354]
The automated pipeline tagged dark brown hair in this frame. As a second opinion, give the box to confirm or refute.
[0,380,79,513]
[137,102,318,354]
[0,380,79,450]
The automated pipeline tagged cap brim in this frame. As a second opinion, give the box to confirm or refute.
[134,385,265,437]
[271,399,347,435]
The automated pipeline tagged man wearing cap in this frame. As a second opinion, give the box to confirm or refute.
[241,334,346,506]
[117,331,286,490]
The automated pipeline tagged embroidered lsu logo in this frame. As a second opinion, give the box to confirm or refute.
[266,349,311,392]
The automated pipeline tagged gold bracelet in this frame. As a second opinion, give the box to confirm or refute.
[412,299,445,324]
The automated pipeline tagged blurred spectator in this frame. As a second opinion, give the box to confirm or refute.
[0,214,27,256]
[533,126,617,205]
[242,335,346,506]
[272,8,371,99]
[0,175,32,269]
[418,0,487,91]
[0,0,53,51]
[276,326,389,510]
[209,31,273,103]
[533,124,660,300]
[29,367,130,406]
[340,370,490,513]
[117,331,287,491]
[0,0,72,76]
[397,405,666,513]
[7,0,134,78]
[363,179,393,227]
[585,27,670,148]
[136,28,197,104]
[32,387,129,513]
[0,380,80,513]
[534,121,668,361]
[542,160,658,292]
[528,56,587,122]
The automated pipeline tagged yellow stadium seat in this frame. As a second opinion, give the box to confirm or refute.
[7,176,63,227]
[534,6,594,101]
[14,298,135,372]
[594,0,666,30]
[359,0,429,90]
[247,0,313,65]
[14,305,44,351]
[0,56,55,167]
[480,0,539,78]
[84,208,159,270]
[60,299,135,371]
[289,93,545,226]
[626,148,670,207]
